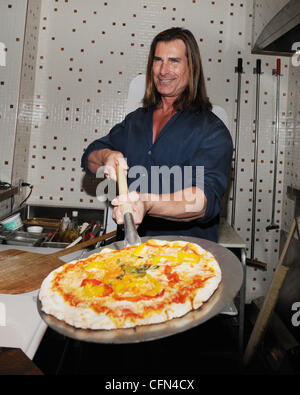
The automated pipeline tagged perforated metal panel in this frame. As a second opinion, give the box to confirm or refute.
[282,62,300,239]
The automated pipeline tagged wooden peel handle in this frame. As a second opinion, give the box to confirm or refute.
[116,164,132,215]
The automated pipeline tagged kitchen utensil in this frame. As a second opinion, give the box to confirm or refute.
[38,235,243,344]
[85,222,102,251]
[266,59,281,231]
[66,222,89,248]
[231,58,243,228]
[246,59,266,270]
[0,230,117,294]
[116,164,141,247]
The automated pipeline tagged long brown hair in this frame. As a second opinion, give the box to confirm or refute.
[143,27,212,113]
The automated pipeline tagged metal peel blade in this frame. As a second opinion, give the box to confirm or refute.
[116,164,141,247]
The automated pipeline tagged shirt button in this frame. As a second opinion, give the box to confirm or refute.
[148,150,151,155]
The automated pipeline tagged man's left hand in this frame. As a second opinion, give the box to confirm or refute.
[111,191,147,227]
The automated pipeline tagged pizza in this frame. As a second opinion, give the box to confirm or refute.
[39,239,221,330]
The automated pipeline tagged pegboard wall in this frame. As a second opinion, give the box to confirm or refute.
[282,62,300,235]
[0,0,299,303]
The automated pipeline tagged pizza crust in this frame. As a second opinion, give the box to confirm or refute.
[40,270,193,330]
[39,239,221,330]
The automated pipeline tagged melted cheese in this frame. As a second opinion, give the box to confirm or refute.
[111,273,163,298]
[50,239,219,322]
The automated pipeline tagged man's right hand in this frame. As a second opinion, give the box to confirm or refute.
[87,148,128,181]
[102,150,128,181]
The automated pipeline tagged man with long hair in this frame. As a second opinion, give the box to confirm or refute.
[81,27,233,242]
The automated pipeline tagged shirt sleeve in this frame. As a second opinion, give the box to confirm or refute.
[80,117,129,176]
[190,119,233,223]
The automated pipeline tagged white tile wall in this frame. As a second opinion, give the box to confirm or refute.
[0,0,299,303]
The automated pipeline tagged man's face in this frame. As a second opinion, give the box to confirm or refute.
[152,39,189,100]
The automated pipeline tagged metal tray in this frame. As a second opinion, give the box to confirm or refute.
[41,241,69,249]
[38,236,243,344]
[0,230,10,241]
[5,231,47,247]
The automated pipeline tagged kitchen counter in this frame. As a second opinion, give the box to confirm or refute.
[0,244,84,360]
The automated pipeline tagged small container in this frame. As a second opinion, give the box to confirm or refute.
[0,213,23,231]
[27,226,44,234]
[71,211,79,227]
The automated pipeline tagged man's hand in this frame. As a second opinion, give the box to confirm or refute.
[110,187,207,227]
[87,148,128,181]
[111,191,147,227]
[103,151,128,181]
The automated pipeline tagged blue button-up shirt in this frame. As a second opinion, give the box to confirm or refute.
[81,107,233,242]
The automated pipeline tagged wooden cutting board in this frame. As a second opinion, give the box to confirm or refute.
[0,230,116,294]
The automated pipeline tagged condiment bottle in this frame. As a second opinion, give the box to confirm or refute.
[54,213,70,242]
[67,211,80,242]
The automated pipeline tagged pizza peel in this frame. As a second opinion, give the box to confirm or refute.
[0,230,116,294]
[116,164,141,247]
[38,235,243,344]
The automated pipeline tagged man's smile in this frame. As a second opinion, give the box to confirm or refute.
[158,78,175,84]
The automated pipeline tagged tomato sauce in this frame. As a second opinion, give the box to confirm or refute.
[50,239,217,324]
[113,289,165,302]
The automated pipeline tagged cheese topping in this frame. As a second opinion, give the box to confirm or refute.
[49,239,220,323]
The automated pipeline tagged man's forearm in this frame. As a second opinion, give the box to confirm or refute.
[142,187,207,222]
